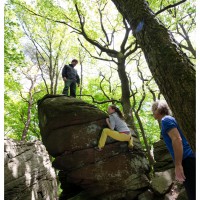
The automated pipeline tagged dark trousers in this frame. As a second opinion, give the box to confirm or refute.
[182,156,196,200]
[62,79,77,97]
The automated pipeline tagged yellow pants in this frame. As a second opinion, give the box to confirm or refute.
[98,128,133,148]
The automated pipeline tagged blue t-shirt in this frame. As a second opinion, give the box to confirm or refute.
[161,115,194,161]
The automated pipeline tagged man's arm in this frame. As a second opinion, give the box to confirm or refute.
[168,128,186,182]
[62,65,68,81]
[76,73,80,86]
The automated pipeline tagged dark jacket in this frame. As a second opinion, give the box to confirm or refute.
[62,64,80,84]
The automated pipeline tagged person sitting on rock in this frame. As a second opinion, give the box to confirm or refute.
[95,105,134,151]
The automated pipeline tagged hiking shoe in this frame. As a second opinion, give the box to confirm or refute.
[94,147,103,152]
[128,136,134,149]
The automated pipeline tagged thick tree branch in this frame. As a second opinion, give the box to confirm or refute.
[120,17,131,52]
[178,23,196,57]
[20,20,47,61]
[75,4,118,57]
[124,40,138,58]
[15,2,81,33]
[98,6,109,45]
[155,0,187,16]
[99,73,111,100]
[78,38,117,63]
[36,52,50,94]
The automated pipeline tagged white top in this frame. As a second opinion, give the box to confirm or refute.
[109,112,130,133]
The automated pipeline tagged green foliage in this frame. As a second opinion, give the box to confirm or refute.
[80,74,162,149]
[4,99,39,140]
[4,3,25,72]
[4,76,47,140]
[4,0,195,149]
[80,74,122,111]
[133,94,161,148]
[149,0,196,59]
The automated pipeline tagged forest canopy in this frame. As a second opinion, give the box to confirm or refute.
[4,0,195,152]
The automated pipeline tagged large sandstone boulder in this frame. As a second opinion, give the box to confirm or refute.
[4,137,58,200]
[153,140,174,172]
[152,140,188,199]
[38,95,150,199]
[151,168,174,195]
[38,95,109,157]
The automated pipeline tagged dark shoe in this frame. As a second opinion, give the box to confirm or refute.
[94,147,103,152]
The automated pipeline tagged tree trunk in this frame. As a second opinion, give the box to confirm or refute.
[54,71,59,95]
[111,0,196,151]
[117,58,136,130]
[135,111,154,166]
[78,50,83,97]
[21,80,34,140]
[21,101,32,141]
[79,60,83,97]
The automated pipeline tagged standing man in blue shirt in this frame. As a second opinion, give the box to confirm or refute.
[62,59,80,97]
[152,100,195,200]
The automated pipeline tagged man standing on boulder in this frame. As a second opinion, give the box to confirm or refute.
[62,59,80,97]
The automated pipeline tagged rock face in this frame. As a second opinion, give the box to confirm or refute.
[153,140,174,172]
[152,140,188,200]
[4,137,58,200]
[38,95,150,199]
[151,168,174,195]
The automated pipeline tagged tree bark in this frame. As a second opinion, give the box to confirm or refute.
[117,57,135,128]
[111,0,196,151]
[21,80,34,141]
[135,111,154,166]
